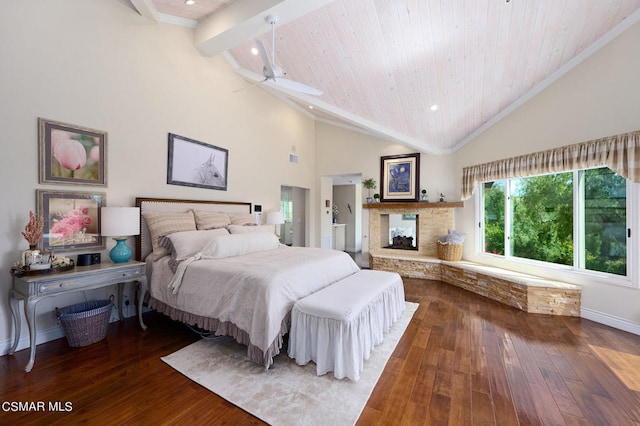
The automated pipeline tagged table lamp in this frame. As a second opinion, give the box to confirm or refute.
[101,207,140,263]
[266,211,285,239]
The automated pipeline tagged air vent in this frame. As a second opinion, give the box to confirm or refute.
[289,153,299,164]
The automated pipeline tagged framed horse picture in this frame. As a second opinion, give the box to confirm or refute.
[167,133,228,191]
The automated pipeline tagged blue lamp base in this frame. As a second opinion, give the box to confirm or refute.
[109,238,132,263]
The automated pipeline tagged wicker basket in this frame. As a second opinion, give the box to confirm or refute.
[56,299,113,347]
[437,241,463,261]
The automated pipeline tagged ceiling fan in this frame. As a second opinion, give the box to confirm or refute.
[253,15,323,96]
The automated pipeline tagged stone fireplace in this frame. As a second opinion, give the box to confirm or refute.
[382,213,418,250]
[364,201,463,278]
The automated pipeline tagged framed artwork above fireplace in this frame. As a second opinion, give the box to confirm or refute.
[380,153,420,202]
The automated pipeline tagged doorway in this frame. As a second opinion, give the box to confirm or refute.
[329,173,366,266]
[280,186,308,246]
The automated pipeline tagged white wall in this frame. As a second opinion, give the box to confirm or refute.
[315,122,457,253]
[315,123,456,202]
[453,20,640,332]
[0,1,317,354]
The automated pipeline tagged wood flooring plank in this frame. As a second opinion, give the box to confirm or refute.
[564,379,611,425]
[484,329,520,425]
[399,400,430,426]
[528,382,565,425]
[448,370,472,425]
[471,389,496,426]
[504,363,543,426]
[409,364,437,406]
[365,356,404,412]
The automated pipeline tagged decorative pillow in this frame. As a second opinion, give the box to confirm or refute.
[447,229,466,244]
[227,224,274,234]
[228,213,256,226]
[162,228,230,261]
[161,228,229,272]
[201,232,279,259]
[142,211,196,260]
[192,210,231,230]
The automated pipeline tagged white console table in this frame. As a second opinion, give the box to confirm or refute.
[8,261,147,372]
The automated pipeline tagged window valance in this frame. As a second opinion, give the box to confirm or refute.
[461,130,640,200]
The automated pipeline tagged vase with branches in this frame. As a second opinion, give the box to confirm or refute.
[22,211,44,249]
[21,210,44,267]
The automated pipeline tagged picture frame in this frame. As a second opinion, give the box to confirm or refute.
[38,118,107,186]
[380,153,420,202]
[37,190,106,252]
[167,133,228,191]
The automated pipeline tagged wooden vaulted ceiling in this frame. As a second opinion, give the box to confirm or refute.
[134,0,640,154]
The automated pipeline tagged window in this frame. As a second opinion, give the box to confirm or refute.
[481,167,630,278]
[280,191,293,223]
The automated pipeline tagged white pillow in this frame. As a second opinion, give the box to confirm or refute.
[447,229,466,244]
[202,232,279,259]
[163,228,230,261]
[227,224,274,234]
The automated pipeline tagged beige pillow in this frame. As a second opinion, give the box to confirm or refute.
[227,224,274,234]
[229,212,256,226]
[192,210,231,230]
[143,211,196,259]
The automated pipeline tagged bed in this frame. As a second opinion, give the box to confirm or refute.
[135,197,360,368]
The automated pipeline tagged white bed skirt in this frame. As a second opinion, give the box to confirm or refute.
[288,273,405,381]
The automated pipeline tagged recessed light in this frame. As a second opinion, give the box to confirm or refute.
[430,104,438,111]
[308,105,314,110]
[185,0,195,5]
[251,47,259,55]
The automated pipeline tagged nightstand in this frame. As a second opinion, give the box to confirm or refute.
[8,261,148,372]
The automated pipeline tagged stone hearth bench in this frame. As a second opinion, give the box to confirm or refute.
[370,253,581,316]
[370,253,441,280]
[440,261,581,316]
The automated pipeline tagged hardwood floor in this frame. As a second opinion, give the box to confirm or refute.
[2,278,640,425]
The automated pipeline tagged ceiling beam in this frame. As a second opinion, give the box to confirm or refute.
[195,0,335,57]
[129,0,159,23]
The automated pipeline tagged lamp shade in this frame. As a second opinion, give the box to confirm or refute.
[266,211,284,225]
[101,207,140,237]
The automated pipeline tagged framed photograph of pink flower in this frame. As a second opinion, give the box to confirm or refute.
[37,190,106,252]
[38,118,108,186]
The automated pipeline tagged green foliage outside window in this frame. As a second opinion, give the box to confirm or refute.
[482,167,626,276]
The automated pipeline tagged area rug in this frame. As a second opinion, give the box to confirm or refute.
[162,301,418,426]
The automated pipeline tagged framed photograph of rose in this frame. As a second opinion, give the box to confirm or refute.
[37,190,106,252]
[38,118,107,186]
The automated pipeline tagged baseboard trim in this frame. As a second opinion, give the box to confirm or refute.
[0,325,65,357]
[0,310,139,357]
[581,307,640,336]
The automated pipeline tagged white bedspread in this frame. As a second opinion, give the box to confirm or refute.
[149,246,360,364]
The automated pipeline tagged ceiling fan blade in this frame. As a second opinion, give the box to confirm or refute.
[272,77,324,96]
[255,40,275,79]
